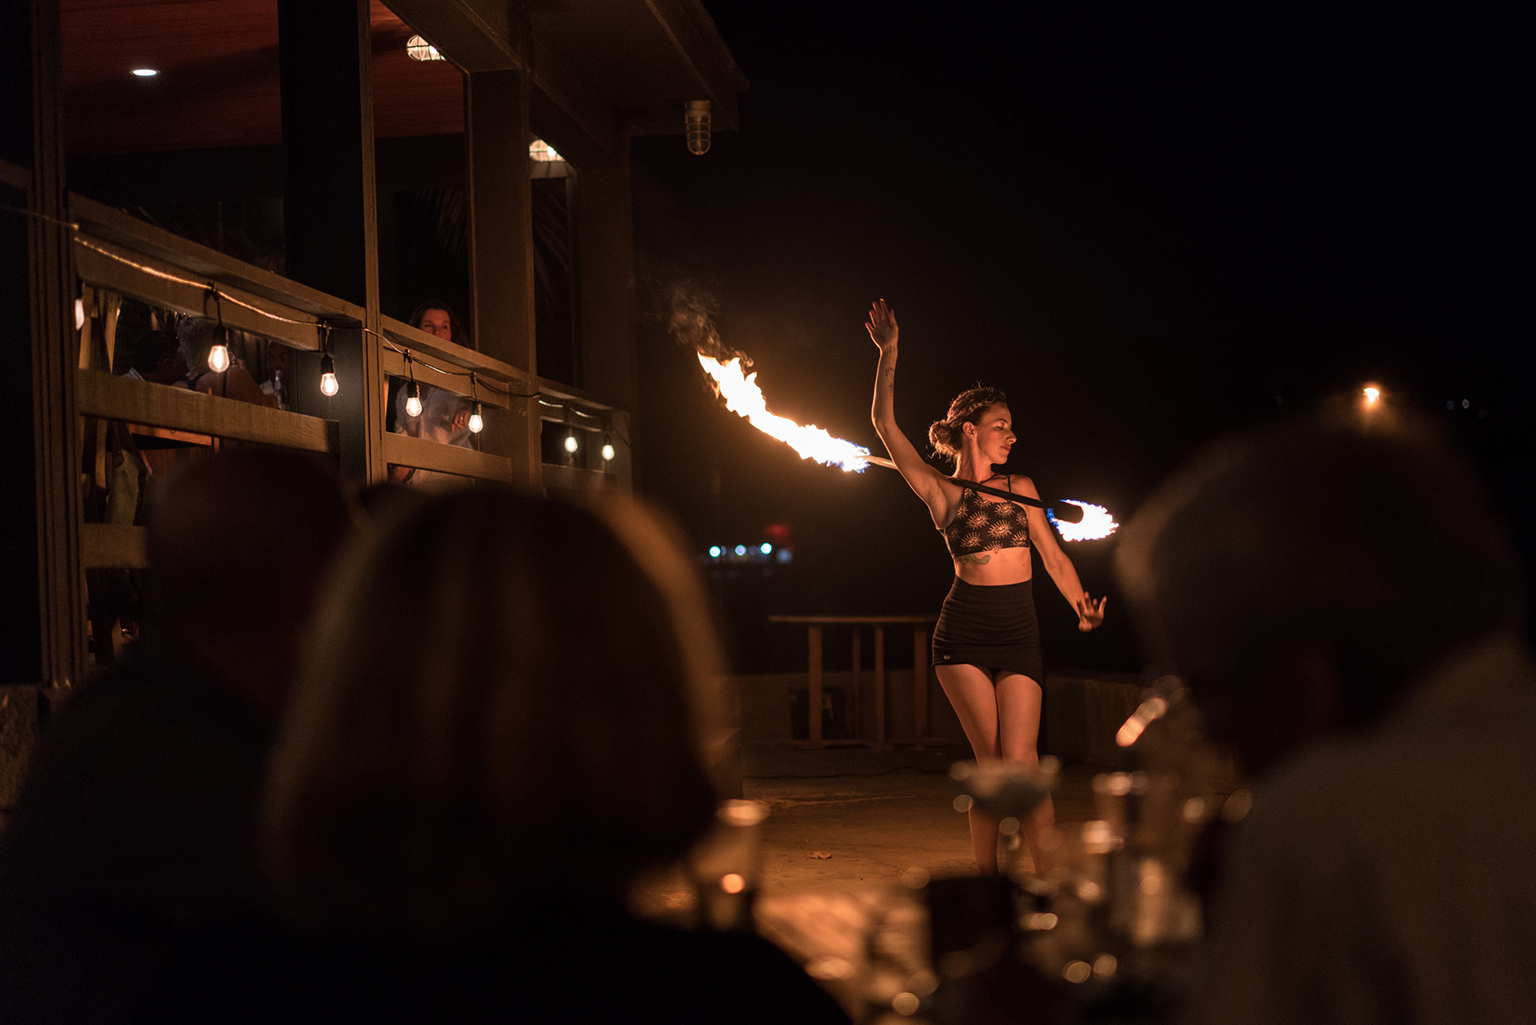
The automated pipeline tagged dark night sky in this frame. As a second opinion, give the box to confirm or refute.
[628,1,1533,675]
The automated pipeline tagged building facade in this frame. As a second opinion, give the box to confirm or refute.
[2,0,745,804]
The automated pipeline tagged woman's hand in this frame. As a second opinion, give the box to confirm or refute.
[1076,593,1107,632]
[866,299,899,352]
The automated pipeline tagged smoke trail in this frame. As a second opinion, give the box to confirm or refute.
[667,281,748,367]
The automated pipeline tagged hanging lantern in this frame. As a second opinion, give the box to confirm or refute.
[406,35,443,61]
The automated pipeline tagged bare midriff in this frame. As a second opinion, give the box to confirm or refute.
[952,544,1032,586]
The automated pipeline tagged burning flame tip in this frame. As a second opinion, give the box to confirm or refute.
[1054,500,1120,542]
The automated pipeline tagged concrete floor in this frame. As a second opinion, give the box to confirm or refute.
[635,742,1102,920]
[630,743,1113,1019]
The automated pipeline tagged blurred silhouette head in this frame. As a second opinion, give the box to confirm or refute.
[130,328,187,384]
[145,451,353,712]
[265,488,725,939]
[1115,406,1523,771]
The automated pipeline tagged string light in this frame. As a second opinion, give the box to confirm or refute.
[563,432,578,454]
[463,373,482,433]
[601,433,615,462]
[66,234,626,441]
[403,351,423,417]
[206,287,230,372]
[319,354,339,397]
[66,230,628,442]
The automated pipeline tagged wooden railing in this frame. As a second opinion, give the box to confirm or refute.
[67,195,632,585]
[768,615,939,748]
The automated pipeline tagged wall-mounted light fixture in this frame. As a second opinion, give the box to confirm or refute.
[406,35,443,61]
[685,100,711,155]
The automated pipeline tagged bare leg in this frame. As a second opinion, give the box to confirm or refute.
[995,671,1056,877]
[936,663,1002,873]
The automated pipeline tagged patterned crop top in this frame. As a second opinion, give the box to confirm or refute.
[941,476,1031,558]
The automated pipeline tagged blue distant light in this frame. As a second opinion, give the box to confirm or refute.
[734,545,747,556]
[759,542,773,555]
[708,546,722,558]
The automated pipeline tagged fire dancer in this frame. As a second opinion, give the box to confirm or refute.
[867,298,1105,876]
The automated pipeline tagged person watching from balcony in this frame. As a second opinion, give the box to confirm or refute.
[1114,406,1536,1025]
[263,488,850,1024]
[259,339,292,410]
[178,317,277,408]
[389,300,477,485]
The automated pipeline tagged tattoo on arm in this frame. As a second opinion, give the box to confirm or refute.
[956,552,992,566]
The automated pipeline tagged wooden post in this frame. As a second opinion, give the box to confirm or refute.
[574,148,639,416]
[7,0,83,695]
[873,626,887,746]
[277,0,383,483]
[913,624,930,739]
[807,624,823,745]
[466,69,539,490]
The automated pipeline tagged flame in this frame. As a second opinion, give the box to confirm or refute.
[698,355,873,471]
[1050,500,1120,542]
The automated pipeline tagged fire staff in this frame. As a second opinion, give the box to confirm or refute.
[866,298,1105,877]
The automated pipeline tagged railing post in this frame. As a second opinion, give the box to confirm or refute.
[913,624,930,739]
[807,624,823,746]
[873,626,886,746]
[849,628,862,740]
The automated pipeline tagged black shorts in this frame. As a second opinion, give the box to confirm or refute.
[932,577,1044,682]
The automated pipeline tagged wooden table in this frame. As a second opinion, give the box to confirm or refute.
[769,615,939,747]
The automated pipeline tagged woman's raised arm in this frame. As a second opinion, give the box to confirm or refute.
[868,299,951,524]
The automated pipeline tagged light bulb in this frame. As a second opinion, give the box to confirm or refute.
[318,354,339,397]
[564,433,578,454]
[468,401,483,434]
[601,435,615,461]
[207,343,230,373]
[74,298,85,331]
[405,382,422,418]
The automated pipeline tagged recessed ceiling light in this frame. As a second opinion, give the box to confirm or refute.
[132,68,158,77]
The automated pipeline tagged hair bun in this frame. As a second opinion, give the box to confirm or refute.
[928,419,958,458]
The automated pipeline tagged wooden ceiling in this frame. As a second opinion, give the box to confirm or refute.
[61,0,466,155]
